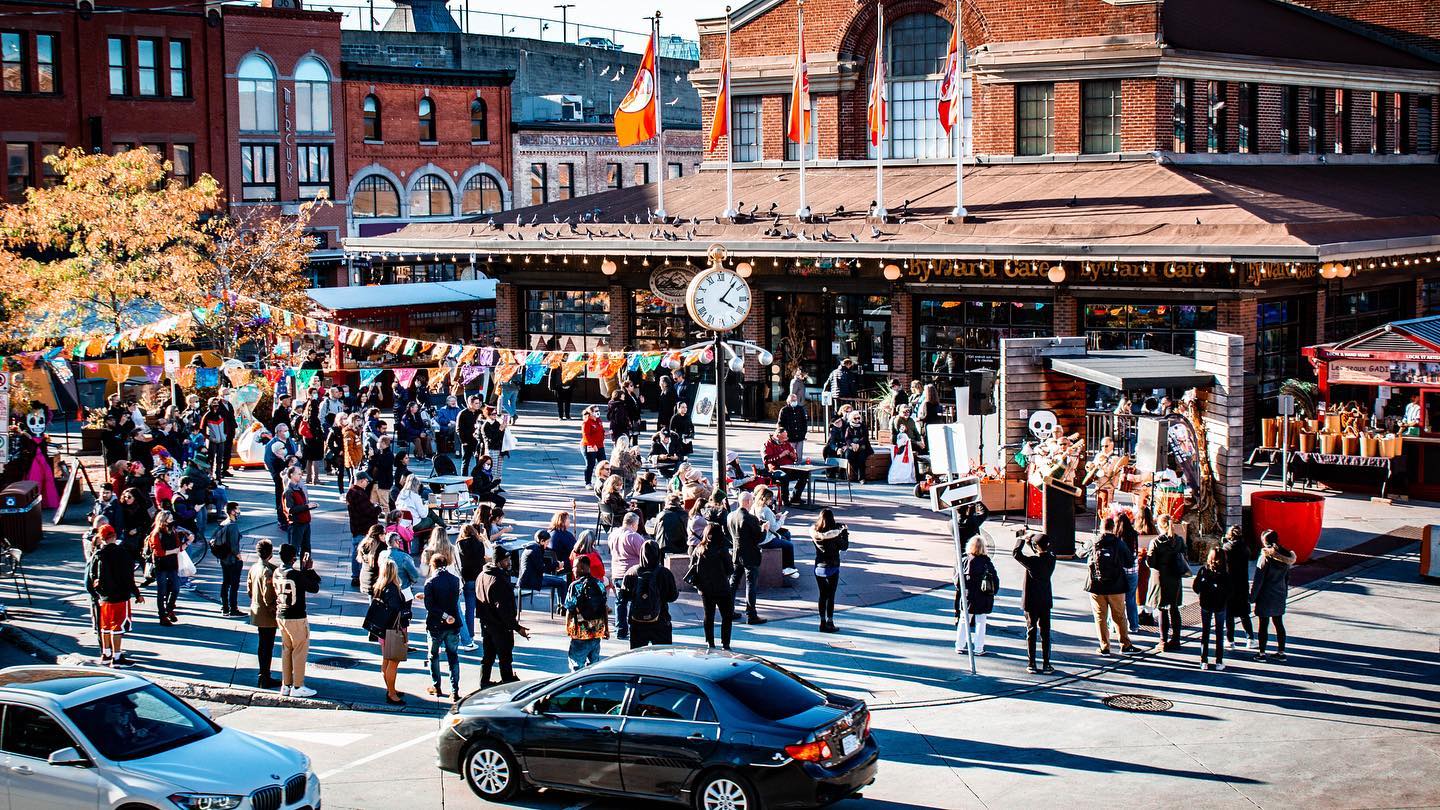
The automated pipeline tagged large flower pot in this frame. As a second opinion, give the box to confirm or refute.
[1250,490,1325,563]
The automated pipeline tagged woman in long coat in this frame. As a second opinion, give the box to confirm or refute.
[1250,529,1296,662]
[955,536,998,656]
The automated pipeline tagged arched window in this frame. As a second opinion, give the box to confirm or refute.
[870,13,959,159]
[470,98,488,142]
[237,54,276,132]
[352,175,399,218]
[461,173,502,215]
[363,94,381,141]
[294,56,330,132]
[409,174,452,217]
[418,98,436,142]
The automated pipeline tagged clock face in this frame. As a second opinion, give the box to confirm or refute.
[686,269,752,332]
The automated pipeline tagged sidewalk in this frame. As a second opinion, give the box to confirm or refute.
[5,405,1436,714]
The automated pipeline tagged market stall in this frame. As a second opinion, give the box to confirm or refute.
[1303,315,1440,499]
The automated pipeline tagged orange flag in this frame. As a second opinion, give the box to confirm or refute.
[868,9,887,148]
[938,23,962,135]
[787,13,811,144]
[708,47,730,151]
[615,31,659,147]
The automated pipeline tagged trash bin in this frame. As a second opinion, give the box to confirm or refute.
[0,480,43,553]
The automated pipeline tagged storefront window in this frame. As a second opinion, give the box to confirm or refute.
[1326,284,1405,342]
[632,291,692,350]
[766,293,891,400]
[524,289,610,353]
[1257,297,1306,408]
[1083,303,1217,357]
[360,263,459,285]
[918,298,1050,387]
[1422,278,1440,316]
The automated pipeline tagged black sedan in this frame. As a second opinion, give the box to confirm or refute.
[437,646,878,810]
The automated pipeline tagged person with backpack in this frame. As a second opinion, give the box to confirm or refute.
[810,509,849,633]
[282,466,312,557]
[210,502,244,616]
[1192,546,1231,671]
[475,545,530,688]
[955,536,999,655]
[245,538,281,689]
[1013,531,1057,674]
[1250,529,1296,662]
[619,539,679,649]
[1145,514,1187,652]
[563,555,609,670]
[1084,518,1138,655]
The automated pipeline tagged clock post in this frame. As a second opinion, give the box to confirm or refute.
[712,329,728,494]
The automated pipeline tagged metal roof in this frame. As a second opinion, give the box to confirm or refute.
[305,279,497,312]
[1331,315,1440,353]
[1048,349,1217,390]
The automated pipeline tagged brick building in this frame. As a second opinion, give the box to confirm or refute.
[350,0,1440,439]
[512,123,701,211]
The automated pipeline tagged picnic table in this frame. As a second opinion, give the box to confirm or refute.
[781,463,835,507]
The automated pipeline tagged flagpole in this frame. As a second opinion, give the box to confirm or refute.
[873,1,887,220]
[795,0,810,220]
[952,0,967,218]
[653,10,667,220]
[721,6,736,220]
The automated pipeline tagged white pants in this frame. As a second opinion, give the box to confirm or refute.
[955,614,988,654]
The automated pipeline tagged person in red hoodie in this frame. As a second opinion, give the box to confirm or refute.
[763,427,809,507]
[580,405,606,486]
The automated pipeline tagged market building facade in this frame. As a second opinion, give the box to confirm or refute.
[346,0,1440,441]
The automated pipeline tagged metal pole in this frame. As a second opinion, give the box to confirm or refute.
[554,4,573,43]
[653,10,667,219]
[1281,413,1290,490]
[873,1,887,219]
[713,332,728,498]
[952,0,967,218]
[794,0,809,219]
[721,6,735,219]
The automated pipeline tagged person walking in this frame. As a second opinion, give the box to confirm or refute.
[476,545,529,688]
[727,491,767,625]
[619,540,678,649]
[1012,531,1056,674]
[1145,514,1187,652]
[210,501,244,616]
[282,466,313,557]
[549,363,575,420]
[456,522,486,652]
[245,538,282,688]
[274,543,320,698]
[341,412,366,488]
[1192,547,1231,671]
[92,524,142,668]
[810,508,849,633]
[298,400,324,485]
[148,511,192,626]
[690,523,734,649]
[323,413,348,496]
[655,375,676,430]
[955,536,999,655]
[201,399,230,481]
[1114,511,1142,635]
[346,472,383,589]
[1251,529,1296,662]
[563,555,609,670]
[424,548,464,702]
[1221,526,1256,649]
[457,395,483,472]
[581,405,606,486]
[1084,520,1138,655]
[367,435,397,511]
[370,558,412,706]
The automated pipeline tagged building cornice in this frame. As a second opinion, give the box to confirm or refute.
[690,52,861,96]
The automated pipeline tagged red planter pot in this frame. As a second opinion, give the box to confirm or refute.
[1250,490,1326,563]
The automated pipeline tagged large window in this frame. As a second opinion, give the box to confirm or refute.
[633,290,692,350]
[107,37,128,96]
[1237,82,1257,153]
[605,162,623,190]
[731,96,761,162]
[529,163,547,206]
[1280,86,1298,154]
[136,38,159,96]
[297,144,331,199]
[1016,83,1054,156]
[470,98,488,142]
[462,173,503,215]
[919,297,1050,385]
[172,143,193,186]
[1173,78,1190,153]
[240,143,277,201]
[39,143,61,187]
[167,40,187,97]
[409,174,452,218]
[5,143,30,203]
[294,57,330,133]
[782,95,818,161]
[352,175,399,218]
[1326,285,1405,341]
[878,13,953,160]
[1082,80,1122,154]
[35,33,53,93]
[1,32,22,93]
[525,289,610,354]
[418,98,436,142]
[2,32,56,94]
[1257,297,1305,407]
[1085,302,1217,357]
[1206,80,1226,153]
[363,95,381,141]
[1308,87,1324,154]
[556,163,574,201]
[237,55,277,132]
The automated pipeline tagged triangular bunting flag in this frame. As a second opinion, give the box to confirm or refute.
[359,368,383,388]
[142,365,164,384]
[393,368,419,388]
[524,363,546,385]
[427,367,452,392]
[294,369,318,390]
[493,363,521,384]
[562,361,587,384]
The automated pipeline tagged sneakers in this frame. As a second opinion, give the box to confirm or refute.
[1272,651,1287,662]
[1042,664,1055,675]
[745,615,768,625]
[289,686,317,698]
[459,642,479,652]
[1201,661,1212,670]
[1234,637,1252,650]
[280,685,291,697]
[1120,645,1139,654]
[1215,662,1227,671]
[1253,651,1268,661]
[783,567,800,579]
[110,657,134,669]
[1026,665,1039,674]
[1097,647,1111,656]
[258,675,281,689]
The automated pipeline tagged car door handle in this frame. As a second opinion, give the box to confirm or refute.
[599,726,617,734]
[10,765,32,775]
[688,733,707,740]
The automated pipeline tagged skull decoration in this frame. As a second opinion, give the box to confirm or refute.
[23,405,47,438]
[1027,409,1060,441]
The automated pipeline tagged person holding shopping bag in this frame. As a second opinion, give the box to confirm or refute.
[368,558,413,706]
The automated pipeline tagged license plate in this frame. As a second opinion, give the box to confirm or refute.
[841,733,860,757]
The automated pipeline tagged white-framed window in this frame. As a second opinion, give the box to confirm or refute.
[409,174,452,218]
[462,173,503,215]
[868,13,960,160]
[237,54,277,133]
[294,56,330,133]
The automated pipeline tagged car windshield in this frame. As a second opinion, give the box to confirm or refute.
[715,663,825,721]
[65,685,218,761]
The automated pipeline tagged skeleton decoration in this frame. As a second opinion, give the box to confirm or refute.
[1028,409,1060,441]
[23,407,46,438]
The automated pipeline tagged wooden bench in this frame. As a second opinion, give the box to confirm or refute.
[759,546,784,589]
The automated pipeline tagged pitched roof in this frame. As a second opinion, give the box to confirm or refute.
[306,279,496,312]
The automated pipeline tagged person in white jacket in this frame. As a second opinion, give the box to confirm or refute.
[395,475,443,534]
[749,486,798,579]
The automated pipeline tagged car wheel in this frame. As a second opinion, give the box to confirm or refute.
[463,739,521,802]
[694,769,760,810]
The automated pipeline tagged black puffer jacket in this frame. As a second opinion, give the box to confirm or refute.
[811,526,849,569]
[956,553,999,616]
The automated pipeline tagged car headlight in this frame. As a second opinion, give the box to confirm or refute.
[169,793,244,810]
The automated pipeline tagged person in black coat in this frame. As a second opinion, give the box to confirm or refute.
[669,402,695,458]
[689,523,734,650]
[1192,546,1231,670]
[468,454,506,508]
[831,411,872,483]
[809,508,849,633]
[1220,526,1256,649]
[955,536,999,655]
[619,540,679,649]
[1013,531,1057,673]
[456,396,483,473]
[656,495,690,554]
[606,392,633,444]
[655,376,677,433]
[727,492,766,624]
[547,365,575,420]
[777,394,809,457]
[475,546,530,688]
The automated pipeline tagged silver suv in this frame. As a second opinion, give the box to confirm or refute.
[0,666,319,810]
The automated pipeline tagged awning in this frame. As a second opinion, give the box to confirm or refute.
[1048,349,1217,390]
[305,279,497,312]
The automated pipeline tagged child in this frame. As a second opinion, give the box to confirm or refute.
[1191,547,1231,671]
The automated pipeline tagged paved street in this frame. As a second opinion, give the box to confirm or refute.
[2,407,1438,808]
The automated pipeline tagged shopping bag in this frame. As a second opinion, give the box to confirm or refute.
[177,549,197,579]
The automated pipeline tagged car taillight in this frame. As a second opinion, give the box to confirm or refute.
[784,739,833,762]
[858,711,871,737]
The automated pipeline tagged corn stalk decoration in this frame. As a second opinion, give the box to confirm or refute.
[1181,393,1225,537]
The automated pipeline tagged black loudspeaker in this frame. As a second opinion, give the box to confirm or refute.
[967,369,996,415]
[1043,481,1077,557]
[1135,417,1168,474]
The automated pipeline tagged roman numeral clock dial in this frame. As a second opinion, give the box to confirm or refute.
[685,268,752,333]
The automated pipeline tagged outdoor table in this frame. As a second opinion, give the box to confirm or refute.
[420,474,470,493]
[632,491,670,504]
[782,463,834,507]
[1288,451,1402,498]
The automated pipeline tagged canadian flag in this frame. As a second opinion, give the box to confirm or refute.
[938,24,962,135]
[787,17,811,144]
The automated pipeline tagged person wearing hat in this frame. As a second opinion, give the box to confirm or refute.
[129,427,161,473]
[90,523,143,668]
[475,543,530,688]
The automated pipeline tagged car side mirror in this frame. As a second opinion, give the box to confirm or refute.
[48,747,88,767]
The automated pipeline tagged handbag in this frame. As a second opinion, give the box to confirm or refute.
[176,548,197,579]
[381,627,408,661]
[361,598,390,637]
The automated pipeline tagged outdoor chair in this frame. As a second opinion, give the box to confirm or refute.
[0,539,32,606]
[811,459,854,506]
